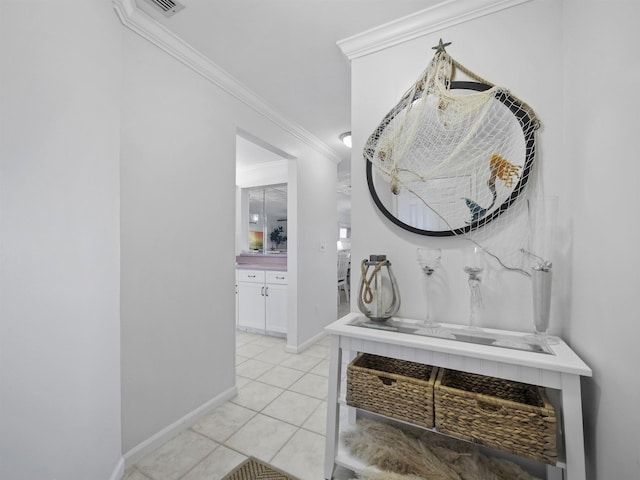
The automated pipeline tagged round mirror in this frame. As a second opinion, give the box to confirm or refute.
[366,81,536,237]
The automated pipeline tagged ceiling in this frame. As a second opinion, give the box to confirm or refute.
[135,0,442,221]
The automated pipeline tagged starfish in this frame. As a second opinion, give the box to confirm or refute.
[432,38,451,54]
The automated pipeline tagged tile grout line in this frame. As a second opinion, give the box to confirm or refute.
[175,440,222,480]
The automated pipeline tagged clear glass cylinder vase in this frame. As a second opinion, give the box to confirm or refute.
[532,264,552,335]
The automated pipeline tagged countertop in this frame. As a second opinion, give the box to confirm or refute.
[236,252,287,271]
[236,263,287,271]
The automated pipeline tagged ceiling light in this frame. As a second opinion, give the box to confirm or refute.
[340,132,352,148]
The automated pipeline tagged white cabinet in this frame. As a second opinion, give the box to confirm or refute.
[237,269,287,335]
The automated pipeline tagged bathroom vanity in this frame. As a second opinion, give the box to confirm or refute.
[236,253,287,336]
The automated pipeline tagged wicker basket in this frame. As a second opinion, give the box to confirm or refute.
[346,353,437,429]
[434,369,557,464]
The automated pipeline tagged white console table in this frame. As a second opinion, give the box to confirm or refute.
[324,313,592,480]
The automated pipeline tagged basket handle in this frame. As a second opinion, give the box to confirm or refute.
[377,376,396,386]
[476,398,507,414]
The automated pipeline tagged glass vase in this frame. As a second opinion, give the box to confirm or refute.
[417,247,441,328]
[463,246,485,329]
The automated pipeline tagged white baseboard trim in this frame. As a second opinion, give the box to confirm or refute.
[122,385,238,468]
[109,456,125,480]
[285,331,326,354]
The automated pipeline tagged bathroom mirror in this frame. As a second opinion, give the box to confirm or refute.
[366,81,536,237]
[247,184,287,253]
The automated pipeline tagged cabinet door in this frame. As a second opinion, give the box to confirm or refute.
[265,283,287,334]
[237,282,266,331]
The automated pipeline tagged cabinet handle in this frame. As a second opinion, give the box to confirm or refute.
[248,275,256,278]
[265,286,269,296]
[261,286,265,296]
[275,276,285,280]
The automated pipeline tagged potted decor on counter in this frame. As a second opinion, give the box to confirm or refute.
[269,226,287,250]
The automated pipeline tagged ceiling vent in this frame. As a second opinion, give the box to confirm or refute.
[142,0,185,17]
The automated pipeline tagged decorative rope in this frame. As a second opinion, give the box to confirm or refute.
[360,259,389,304]
[451,57,540,130]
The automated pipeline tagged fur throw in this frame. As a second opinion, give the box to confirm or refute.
[343,419,541,480]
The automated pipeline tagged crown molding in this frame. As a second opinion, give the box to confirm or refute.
[338,0,533,60]
[112,0,340,163]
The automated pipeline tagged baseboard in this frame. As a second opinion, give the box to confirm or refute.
[122,385,238,468]
[285,330,325,354]
[109,456,125,480]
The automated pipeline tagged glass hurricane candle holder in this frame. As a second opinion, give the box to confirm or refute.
[357,255,401,322]
[463,246,485,329]
[417,247,442,328]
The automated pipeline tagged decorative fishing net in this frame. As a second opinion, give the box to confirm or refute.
[364,45,544,272]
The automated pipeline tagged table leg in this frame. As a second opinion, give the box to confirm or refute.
[546,465,564,480]
[561,373,586,480]
[324,336,342,479]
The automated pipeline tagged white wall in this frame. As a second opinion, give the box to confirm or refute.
[563,1,640,478]
[290,151,338,349]
[349,0,640,477]
[119,26,240,453]
[0,1,123,479]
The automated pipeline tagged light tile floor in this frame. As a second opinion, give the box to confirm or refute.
[124,299,353,480]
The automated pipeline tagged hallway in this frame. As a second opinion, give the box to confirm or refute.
[123,298,352,480]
